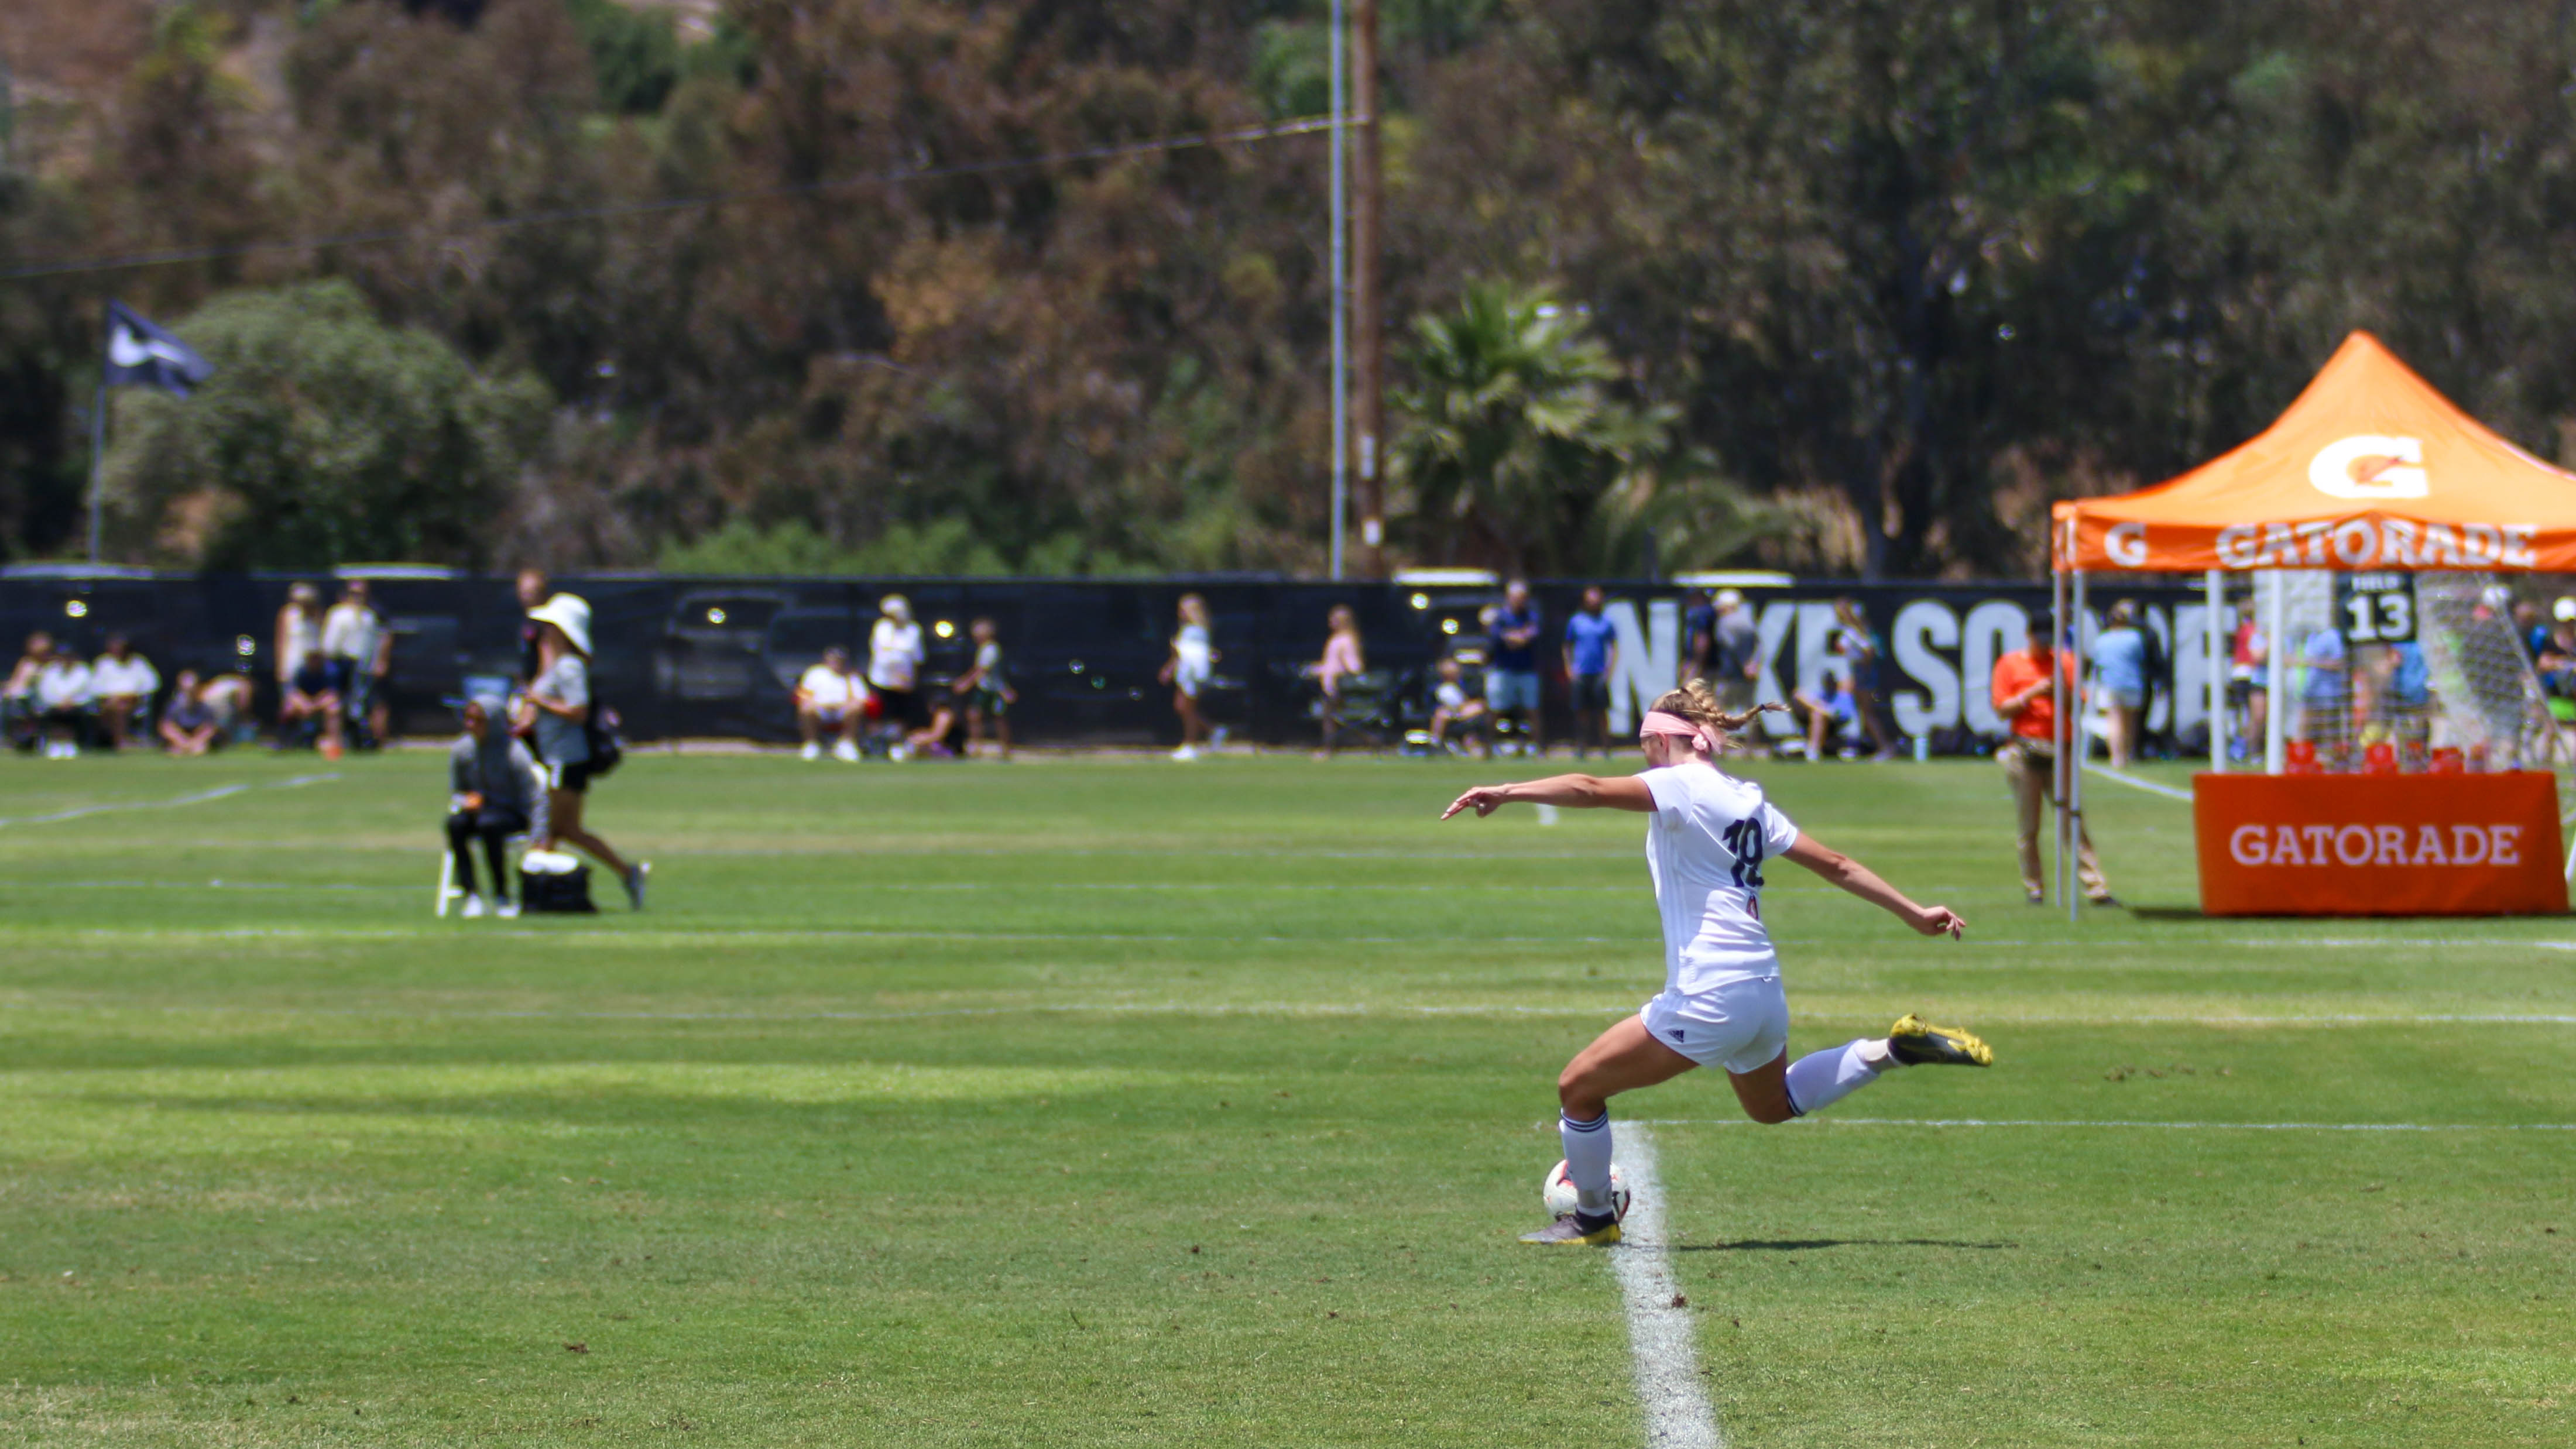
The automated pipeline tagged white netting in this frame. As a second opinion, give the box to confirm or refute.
[2252,569,2566,774]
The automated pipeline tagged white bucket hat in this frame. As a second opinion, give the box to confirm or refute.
[880,594,913,624]
[527,593,593,657]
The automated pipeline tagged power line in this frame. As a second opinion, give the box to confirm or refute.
[1,114,1340,284]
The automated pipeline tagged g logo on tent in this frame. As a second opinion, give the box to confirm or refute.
[2310,435,2427,500]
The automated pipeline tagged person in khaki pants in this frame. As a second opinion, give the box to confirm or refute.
[1991,618,2115,906]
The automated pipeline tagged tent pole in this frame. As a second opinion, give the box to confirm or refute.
[2206,568,2225,774]
[2050,564,2067,911]
[2070,568,2088,925]
[2263,570,2287,774]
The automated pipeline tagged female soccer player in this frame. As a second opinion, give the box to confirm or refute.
[1441,679,1991,1246]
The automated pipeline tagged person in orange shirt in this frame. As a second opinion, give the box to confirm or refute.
[1991,617,2114,906]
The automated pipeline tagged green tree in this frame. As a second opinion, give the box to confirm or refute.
[102,281,550,568]
[1390,281,1707,574]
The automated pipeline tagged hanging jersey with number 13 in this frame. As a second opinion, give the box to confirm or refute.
[1639,763,1802,994]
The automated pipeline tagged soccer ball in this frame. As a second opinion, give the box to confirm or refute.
[1542,1159,1631,1221]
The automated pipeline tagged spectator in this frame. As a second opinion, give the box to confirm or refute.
[905,694,964,758]
[1161,594,1216,761]
[88,635,160,751]
[33,644,92,758]
[1427,657,1489,756]
[1682,588,1721,688]
[2517,599,2553,664]
[446,693,549,920]
[868,595,925,757]
[796,645,863,762]
[2383,638,2431,743]
[2091,600,2149,768]
[1710,592,1772,767]
[1483,579,1543,752]
[956,617,1013,759]
[276,581,342,757]
[521,593,649,909]
[2299,623,2351,765]
[1829,597,1901,761]
[2228,598,2268,763]
[1314,604,1365,756]
[4,631,53,751]
[1992,617,2113,906]
[516,569,550,684]
[1788,670,1862,761]
[159,671,222,756]
[1563,585,1620,758]
[2538,598,2576,698]
[323,579,393,746]
[200,672,256,746]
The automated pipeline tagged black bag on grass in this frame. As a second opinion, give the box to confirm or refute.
[519,854,597,914]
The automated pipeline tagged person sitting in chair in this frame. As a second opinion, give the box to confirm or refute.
[447,693,548,920]
[3,632,52,751]
[797,645,865,761]
[1428,657,1490,757]
[159,670,222,756]
[1788,671,1863,761]
[33,644,92,758]
[89,635,159,752]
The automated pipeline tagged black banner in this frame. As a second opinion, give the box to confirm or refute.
[0,569,2218,751]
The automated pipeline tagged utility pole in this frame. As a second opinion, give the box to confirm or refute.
[1327,0,1347,582]
[1350,0,1384,576]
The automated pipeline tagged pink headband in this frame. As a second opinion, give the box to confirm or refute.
[1639,709,1721,757]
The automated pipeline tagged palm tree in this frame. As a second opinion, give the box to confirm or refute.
[1390,281,1761,575]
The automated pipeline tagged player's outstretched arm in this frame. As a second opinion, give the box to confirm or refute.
[1782,832,1965,939]
[1441,774,1656,819]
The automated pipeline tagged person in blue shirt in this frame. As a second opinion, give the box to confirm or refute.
[1483,579,1545,753]
[2299,626,2350,765]
[2089,599,2149,768]
[1789,672,1861,760]
[1562,586,1621,758]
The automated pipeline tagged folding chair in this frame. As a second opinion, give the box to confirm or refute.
[435,830,531,917]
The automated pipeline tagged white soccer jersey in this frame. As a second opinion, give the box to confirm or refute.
[798,663,858,709]
[1639,762,1801,993]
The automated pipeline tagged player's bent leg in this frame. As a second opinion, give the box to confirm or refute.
[1524,1017,1696,1247]
[1782,1039,1895,1116]
[1726,1053,1798,1124]
[1556,1014,1696,1120]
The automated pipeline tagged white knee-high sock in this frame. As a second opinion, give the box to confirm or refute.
[1783,1039,1895,1117]
[1559,1110,1616,1215]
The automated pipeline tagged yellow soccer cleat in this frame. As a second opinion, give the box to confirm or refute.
[1519,1214,1623,1246]
[1886,1014,1993,1067]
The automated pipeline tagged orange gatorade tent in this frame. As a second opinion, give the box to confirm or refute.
[2052,331,2576,573]
[2037,331,2571,919]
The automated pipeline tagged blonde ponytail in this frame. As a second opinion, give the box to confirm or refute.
[1647,678,1785,741]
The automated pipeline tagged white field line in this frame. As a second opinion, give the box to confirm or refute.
[0,772,338,829]
[1635,1117,2576,1133]
[1610,1125,1723,1449]
[8,998,2573,1029]
[15,914,2572,957]
[2083,765,2194,802]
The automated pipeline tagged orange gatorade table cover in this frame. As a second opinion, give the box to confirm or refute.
[2053,332,2576,573]
[2194,772,2567,916]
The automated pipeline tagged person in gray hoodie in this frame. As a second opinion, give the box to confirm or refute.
[447,693,548,919]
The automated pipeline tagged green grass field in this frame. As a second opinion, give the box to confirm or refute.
[2,749,2570,1446]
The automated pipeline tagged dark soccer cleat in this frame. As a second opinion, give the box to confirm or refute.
[1519,1213,1623,1247]
[1886,1014,1993,1067]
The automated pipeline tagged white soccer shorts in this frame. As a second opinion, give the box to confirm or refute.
[1639,976,1790,1074]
